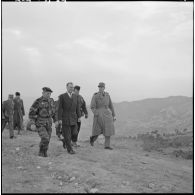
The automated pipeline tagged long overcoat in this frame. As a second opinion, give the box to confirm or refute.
[90,92,115,136]
[13,98,25,128]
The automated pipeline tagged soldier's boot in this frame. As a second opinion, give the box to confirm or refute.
[90,136,94,146]
[38,147,44,157]
[43,149,48,157]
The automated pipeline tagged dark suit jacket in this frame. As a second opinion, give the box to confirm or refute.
[58,93,81,125]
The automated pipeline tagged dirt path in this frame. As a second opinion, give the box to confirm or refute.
[2,129,193,193]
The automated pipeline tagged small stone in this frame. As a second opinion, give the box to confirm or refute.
[17,166,23,170]
[57,176,62,179]
[140,161,148,164]
[122,181,129,186]
[148,183,155,189]
[16,147,20,151]
[48,162,52,165]
[69,176,76,182]
[145,154,149,156]
[92,172,95,176]
[36,166,41,169]
[90,188,98,193]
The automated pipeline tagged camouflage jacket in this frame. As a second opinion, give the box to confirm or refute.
[29,96,56,126]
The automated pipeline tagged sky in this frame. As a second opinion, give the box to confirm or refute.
[2,1,193,104]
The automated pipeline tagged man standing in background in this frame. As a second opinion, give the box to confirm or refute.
[13,92,25,135]
[2,94,15,139]
[72,85,88,147]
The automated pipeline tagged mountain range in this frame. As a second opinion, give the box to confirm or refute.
[13,95,192,139]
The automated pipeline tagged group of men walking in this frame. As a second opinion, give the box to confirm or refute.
[2,82,116,157]
[2,92,25,139]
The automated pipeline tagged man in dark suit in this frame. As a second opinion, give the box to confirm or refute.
[57,82,81,154]
[2,94,15,139]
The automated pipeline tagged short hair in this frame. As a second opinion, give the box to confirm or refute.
[66,82,73,87]
[15,92,20,96]
[74,85,80,91]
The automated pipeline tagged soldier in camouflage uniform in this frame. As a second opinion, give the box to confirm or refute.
[2,94,15,139]
[29,87,57,157]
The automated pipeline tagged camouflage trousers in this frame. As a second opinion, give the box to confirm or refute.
[37,123,52,151]
[2,117,14,138]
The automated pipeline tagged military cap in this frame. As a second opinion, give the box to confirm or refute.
[98,82,105,87]
[15,92,20,96]
[8,94,14,98]
[42,87,53,93]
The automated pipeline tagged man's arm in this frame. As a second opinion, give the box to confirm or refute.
[76,95,81,119]
[108,95,116,117]
[21,100,25,116]
[90,94,98,116]
[50,98,57,123]
[81,97,88,116]
[28,99,39,125]
[57,95,63,121]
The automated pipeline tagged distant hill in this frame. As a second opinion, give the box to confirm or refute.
[20,96,192,139]
[112,96,192,136]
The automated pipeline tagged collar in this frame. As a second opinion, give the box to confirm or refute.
[67,91,72,97]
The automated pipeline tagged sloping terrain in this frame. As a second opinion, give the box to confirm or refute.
[2,129,193,193]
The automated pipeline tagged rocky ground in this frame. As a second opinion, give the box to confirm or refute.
[2,129,193,193]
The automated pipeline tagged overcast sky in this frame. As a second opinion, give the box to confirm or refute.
[2,1,193,103]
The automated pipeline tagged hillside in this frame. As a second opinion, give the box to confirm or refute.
[2,130,193,193]
[21,96,192,140]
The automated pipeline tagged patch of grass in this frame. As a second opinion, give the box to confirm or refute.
[137,131,192,160]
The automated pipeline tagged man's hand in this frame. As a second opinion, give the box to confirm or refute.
[58,120,62,125]
[113,116,116,121]
[85,114,88,119]
[31,124,36,131]
[78,118,81,122]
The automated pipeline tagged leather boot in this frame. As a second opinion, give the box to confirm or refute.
[38,147,44,157]
[43,149,48,157]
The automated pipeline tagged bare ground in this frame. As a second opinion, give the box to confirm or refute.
[2,129,193,193]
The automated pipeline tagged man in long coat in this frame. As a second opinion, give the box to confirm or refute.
[13,92,25,134]
[2,94,15,139]
[90,82,116,150]
[57,82,81,154]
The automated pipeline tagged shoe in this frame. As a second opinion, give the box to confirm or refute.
[104,147,113,150]
[68,150,76,154]
[90,137,94,146]
[62,141,66,149]
[43,149,48,157]
[38,148,44,157]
